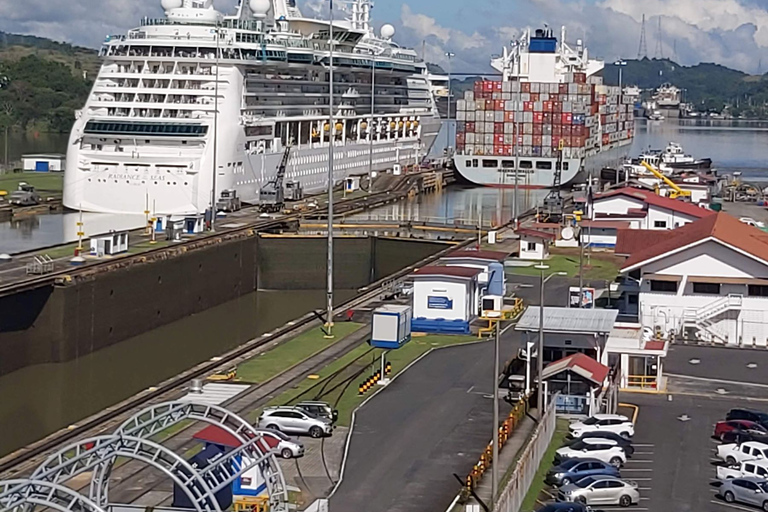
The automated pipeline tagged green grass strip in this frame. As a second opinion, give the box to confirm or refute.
[519,418,570,512]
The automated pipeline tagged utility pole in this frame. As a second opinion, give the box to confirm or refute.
[637,14,647,60]
[492,320,500,506]
[655,17,664,59]
[326,0,336,337]
[445,52,455,150]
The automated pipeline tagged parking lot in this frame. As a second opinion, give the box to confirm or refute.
[533,344,768,512]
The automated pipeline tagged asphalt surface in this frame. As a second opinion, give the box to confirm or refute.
[329,338,522,512]
[508,275,610,308]
[666,344,768,385]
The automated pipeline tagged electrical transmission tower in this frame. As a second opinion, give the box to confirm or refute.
[637,14,647,59]
[655,17,664,59]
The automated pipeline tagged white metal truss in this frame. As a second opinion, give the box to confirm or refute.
[0,479,107,512]
[0,401,288,512]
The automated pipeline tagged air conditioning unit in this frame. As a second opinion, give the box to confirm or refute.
[481,295,503,316]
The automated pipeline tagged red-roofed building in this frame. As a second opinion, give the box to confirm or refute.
[591,187,714,231]
[542,353,611,415]
[517,228,556,260]
[616,212,768,346]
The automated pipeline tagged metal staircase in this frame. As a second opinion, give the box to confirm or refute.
[681,294,743,343]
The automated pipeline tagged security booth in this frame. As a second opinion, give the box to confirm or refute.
[174,425,236,510]
[542,353,610,416]
[439,248,510,297]
[515,307,618,365]
[410,265,483,334]
[89,230,128,256]
[517,228,555,260]
[184,213,205,234]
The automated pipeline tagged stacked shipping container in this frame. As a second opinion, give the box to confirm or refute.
[454,73,634,160]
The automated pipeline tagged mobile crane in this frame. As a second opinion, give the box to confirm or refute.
[640,160,691,199]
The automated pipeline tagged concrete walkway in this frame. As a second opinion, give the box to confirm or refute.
[466,411,538,509]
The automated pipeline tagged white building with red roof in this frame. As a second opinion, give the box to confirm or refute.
[617,212,768,346]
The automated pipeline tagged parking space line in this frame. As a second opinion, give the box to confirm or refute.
[638,487,652,491]
[601,508,648,511]
[710,500,757,512]
[628,478,653,481]
[541,489,555,499]
[634,452,654,455]
[621,469,653,472]
[624,460,654,463]
[632,443,655,447]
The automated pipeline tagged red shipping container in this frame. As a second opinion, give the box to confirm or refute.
[543,101,552,112]
[521,82,531,93]
[600,114,607,124]
[474,81,483,93]
[559,83,568,94]
[456,133,466,144]
[564,125,573,135]
[543,112,552,124]
[534,112,544,124]
[495,100,505,111]
[484,99,493,110]
[553,125,562,136]
[533,124,543,135]
[493,145,503,156]
[530,93,539,102]
[494,122,504,133]
[524,101,533,112]
[483,81,494,92]
[553,101,562,113]
[495,134,505,145]
[466,121,476,132]
[602,134,610,145]
[494,81,503,91]
[533,135,543,146]
[503,144,512,155]
[504,112,515,122]
[563,136,572,147]
[456,142,465,152]
[563,113,573,124]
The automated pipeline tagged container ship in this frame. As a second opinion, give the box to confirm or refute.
[453,26,634,188]
[63,0,442,215]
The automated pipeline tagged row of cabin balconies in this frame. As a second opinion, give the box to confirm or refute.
[88,108,211,120]
[91,94,216,106]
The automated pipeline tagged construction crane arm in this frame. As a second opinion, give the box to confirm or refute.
[640,160,691,199]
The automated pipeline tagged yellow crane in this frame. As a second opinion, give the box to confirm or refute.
[640,160,692,199]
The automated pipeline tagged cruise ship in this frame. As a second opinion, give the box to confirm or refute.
[452,27,634,188]
[63,0,442,214]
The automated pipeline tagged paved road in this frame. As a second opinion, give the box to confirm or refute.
[330,337,523,512]
[665,344,768,385]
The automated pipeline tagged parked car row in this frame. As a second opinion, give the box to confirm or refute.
[254,401,339,459]
[536,414,640,511]
[714,408,768,511]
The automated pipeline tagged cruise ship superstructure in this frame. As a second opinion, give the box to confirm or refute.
[453,27,634,188]
[63,0,441,214]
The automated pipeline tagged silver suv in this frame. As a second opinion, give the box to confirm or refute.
[295,401,338,423]
[257,407,333,438]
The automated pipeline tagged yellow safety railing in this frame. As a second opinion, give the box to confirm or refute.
[461,395,530,500]
[233,496,269,512]
[626,375,658,389]
[478,298,525,338]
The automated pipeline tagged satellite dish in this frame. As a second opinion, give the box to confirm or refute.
[381,24,395,40]
[561,226,575,240]
[161,0,183,11]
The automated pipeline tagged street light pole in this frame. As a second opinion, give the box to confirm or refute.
[534,264,567,418]
[445,52,455,152]
[492,319,501,505]
[326,0,336,337]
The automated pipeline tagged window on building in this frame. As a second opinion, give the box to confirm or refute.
[501,160,515,168]
[654,220,667,228]
[749,284,768,297]
[693,282,720,295]
[526,241,537,251]
[519,160,533,169]
[472,159,478,167]
[536,160,553,170]
[650,280,677,292]
[556,161,570,171]
[482,159,498,168]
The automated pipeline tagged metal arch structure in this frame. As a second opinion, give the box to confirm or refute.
[28,434,221,512]
[110,401,289,511]
[0,479,108,512]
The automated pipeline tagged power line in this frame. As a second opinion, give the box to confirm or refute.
[637,14,647,59]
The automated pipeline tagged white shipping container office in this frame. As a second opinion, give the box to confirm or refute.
[591,187,713,230]
[410,265,483,334]
[618,212,768,346]
[21,153,65,172]
[90,230,128,256]
[371,305,413,349]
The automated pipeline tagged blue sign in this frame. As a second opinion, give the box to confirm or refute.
[427,296,453,310]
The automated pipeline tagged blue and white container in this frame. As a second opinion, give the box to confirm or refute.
[371,305,413,349]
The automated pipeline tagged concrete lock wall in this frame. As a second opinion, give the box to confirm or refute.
[0,237,444,377]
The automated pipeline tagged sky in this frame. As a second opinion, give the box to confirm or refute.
[1,0,767,74]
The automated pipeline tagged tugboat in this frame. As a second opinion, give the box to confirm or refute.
[636,142,711,171]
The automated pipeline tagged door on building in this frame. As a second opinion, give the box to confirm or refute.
[627,355,658,389]
[35,161,49,172]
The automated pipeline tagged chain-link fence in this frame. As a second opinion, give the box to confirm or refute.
[492,397,557,512]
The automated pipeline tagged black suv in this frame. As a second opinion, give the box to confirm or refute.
[566,431,635,457]
[726,408,768,429]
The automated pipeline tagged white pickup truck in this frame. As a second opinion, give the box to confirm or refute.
[717,442,768,465]
[717,459,768,481]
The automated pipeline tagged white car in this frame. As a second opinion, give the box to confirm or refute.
[569,414,635,439]
[717,442,768,465]
[717,459,768,481]
[256,429,305,459]
[740,217,766,228]
[556,438,627,467]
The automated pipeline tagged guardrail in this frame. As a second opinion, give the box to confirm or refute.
[493,397,557,512]
[626,375,658,390]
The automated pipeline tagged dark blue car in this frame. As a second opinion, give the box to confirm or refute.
[546,458,620,486]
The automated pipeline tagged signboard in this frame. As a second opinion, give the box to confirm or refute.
[427,296,453,310]
[568,287,595,309]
